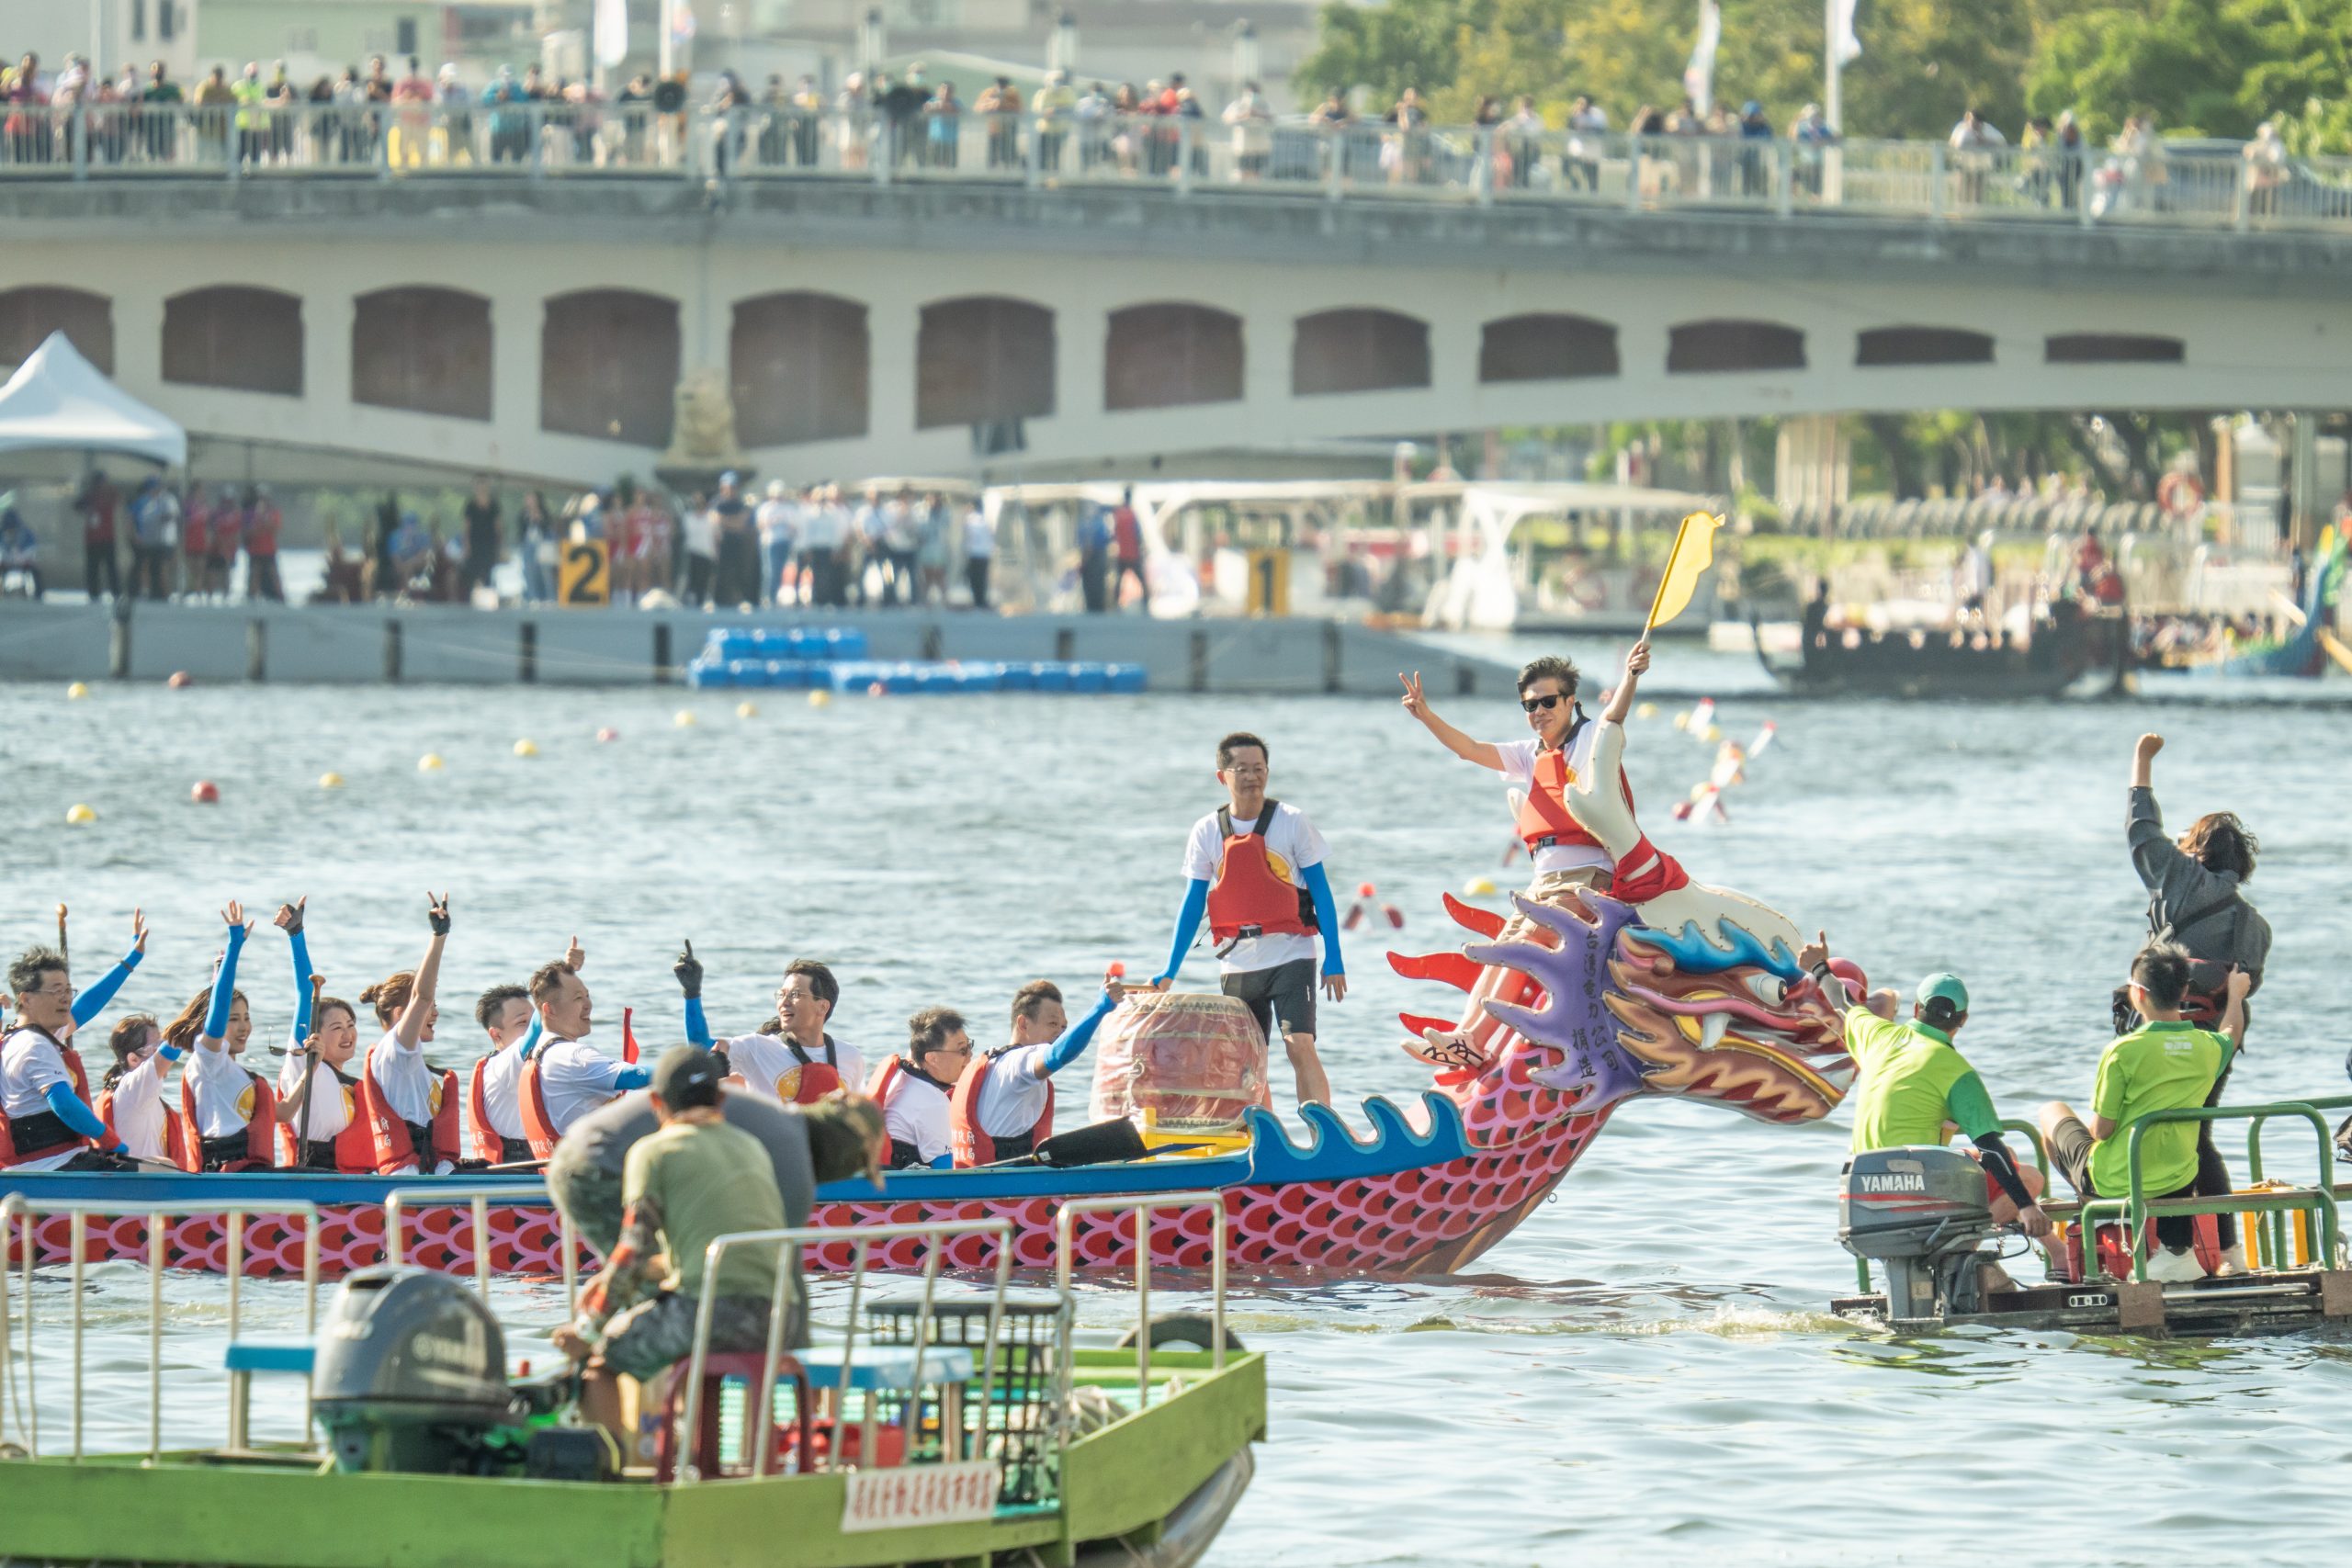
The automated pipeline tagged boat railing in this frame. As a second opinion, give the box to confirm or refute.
[2077,1100,2342,1283]
[0,1195,323,1461]
[379,1180,574,1313]
[678,1215,1017,1485]
[1052,1191,1229,1416]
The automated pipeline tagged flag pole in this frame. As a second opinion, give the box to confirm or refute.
[1825,0,1843,132]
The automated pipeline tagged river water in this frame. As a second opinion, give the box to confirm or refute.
[6,644,2347,1567]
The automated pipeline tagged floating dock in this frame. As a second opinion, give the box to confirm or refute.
[0,601,1521,695]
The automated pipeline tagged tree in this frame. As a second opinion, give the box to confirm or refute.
[2023,0,2260,140]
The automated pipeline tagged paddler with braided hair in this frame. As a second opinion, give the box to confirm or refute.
[1399,641,1665,1067]
[1150,731,1343,1107]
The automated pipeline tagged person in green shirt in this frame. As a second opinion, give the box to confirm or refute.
[1798,933,2049,1237]
[2038,942,2249,1283]
[554,1044,793,1461]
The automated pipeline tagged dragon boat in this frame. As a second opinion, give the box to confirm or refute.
[3,883,1861,1282]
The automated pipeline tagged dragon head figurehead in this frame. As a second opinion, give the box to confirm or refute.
[1396,886,1856,1153]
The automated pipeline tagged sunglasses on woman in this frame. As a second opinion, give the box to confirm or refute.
[1520,694,1565,714]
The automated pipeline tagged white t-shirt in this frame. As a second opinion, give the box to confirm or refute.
[755,498,797,546]
[364,1030,447,1173]
[106,1048,175,1162]
[1181,801,1329,975]
[880,1066,953,1167]
[534,1036,629,1134]
[473,1043,528,1143]
[962,509,994,560]
[1,1027,86,1171]
[186,1043,265,1138]
[1496,727,1613,875]
[723,1032,867,1106]
[683,507,718,558]
[972,1043,1053,1138]
[277,1055,355,1143]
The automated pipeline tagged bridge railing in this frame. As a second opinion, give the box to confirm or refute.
[8,100,2352,235]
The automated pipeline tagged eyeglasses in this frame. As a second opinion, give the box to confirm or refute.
[925,1044,973,1058]
[1520,694,1566,714]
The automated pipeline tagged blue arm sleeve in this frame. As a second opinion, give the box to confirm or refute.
[1044,990,1119,1076]
[1303,863,1345,976]
[70,948,141,1028]
[519,1015,545,1061]
[684,998,710,1049]
[614,1066,652,1091]
[203,927,248,1041]
[46,1081,112,1143]
[288,929,314,1046]
[1159,879,1209,983]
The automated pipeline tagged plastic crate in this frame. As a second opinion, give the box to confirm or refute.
[867,1295,1066,1506]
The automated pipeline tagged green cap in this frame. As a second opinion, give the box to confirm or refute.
[1915,973,1969,1017]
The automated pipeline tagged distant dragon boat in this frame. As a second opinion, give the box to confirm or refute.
[4,889,1859,1280]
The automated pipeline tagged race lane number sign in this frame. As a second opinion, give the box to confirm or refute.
[559,538,610,607]
[841,1460,1001,1532]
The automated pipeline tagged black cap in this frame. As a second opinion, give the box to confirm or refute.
[652,1044,725,1110]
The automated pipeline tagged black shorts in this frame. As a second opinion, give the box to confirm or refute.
[1222,957,1317,1043]
[2047,1111,2199,1249]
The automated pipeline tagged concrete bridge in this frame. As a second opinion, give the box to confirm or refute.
[5,118,2349,487]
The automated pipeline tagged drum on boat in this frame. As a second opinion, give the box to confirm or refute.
[1089,991,1273,1127]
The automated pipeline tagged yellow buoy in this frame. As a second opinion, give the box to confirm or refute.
[808,690,831,708]
[1672,710,1691,730]
[319,772,345,790]
[673,709,698,728]
[418,753,445,773]
[64,803,96,826]
[736,701,760,719]
[1464,875,1498,897]
[1701,724,1722,742]
[1634,701,1657,720]
[513,739,539,758]
[66,682,88,700]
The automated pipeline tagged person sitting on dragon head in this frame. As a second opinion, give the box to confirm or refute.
[1400,640,1683,1067]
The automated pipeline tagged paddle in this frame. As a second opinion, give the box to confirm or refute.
[980,1117,1186,1168]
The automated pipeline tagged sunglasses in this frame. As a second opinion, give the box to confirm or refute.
[1520,694,1566,714]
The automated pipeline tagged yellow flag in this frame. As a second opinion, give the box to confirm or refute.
[1645,512,1723,632]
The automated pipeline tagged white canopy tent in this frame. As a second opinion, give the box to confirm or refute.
[0,332,186,469]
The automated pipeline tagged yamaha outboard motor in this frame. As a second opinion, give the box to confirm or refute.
[312,1267,515,1473]
[1839,1146,1998,1322]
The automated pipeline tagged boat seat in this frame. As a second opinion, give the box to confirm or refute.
[223,1339,315,1454]
[654,1351,814,1483]
[799,1346,977,1390]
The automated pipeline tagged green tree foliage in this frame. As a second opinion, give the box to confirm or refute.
[1299,0,2349,150]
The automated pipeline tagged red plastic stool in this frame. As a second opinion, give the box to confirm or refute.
[653,1351,814,1481]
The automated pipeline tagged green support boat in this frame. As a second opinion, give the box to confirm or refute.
[0,1193,1265,1568]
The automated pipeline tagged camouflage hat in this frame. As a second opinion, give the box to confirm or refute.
[807,1093,888,1188]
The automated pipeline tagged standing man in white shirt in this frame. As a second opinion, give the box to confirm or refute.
[755,480,797,607]
[961,500,995,609]
[1397,643,1652,1066]
[1152,731,1344,1107]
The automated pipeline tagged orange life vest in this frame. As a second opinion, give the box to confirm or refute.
[465,1056,508,1165]
[769,1038,843,1104]
[865,1056,904,1104]
[1204,802,1315,943]
[97,1078,190,1169]
[177,1066,279,1171]
[949,1046,1051,1167]
[356,1056,463,1175]
[0,1030,97,1167]
[516,1055,560,1159]
[1515,741,1634,856]
[272,1064,376,1171]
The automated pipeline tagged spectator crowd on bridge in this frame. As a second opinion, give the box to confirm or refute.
[1,468,1170,618]
[0,42,2324,223]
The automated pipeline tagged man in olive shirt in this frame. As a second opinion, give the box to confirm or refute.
[1798,935,2048,1237]
[553,1046,884,1458]
[2040,942,2248,1282]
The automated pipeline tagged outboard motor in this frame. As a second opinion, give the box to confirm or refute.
[1839,1146,1998,1322]
[311,1267,515,1473]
